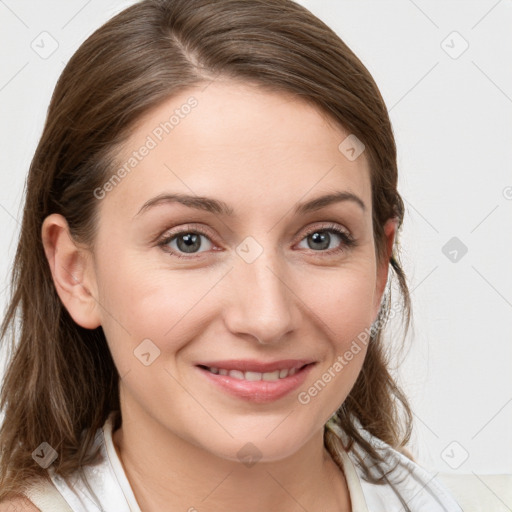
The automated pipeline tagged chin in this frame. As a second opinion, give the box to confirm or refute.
[197,427,315,466]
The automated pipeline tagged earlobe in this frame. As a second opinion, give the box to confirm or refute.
[41,213,101,329]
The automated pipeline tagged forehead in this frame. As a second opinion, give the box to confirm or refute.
[101,80,372,221]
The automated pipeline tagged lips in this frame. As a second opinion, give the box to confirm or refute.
[195,359,315,402]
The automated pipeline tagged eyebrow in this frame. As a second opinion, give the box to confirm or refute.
[135,190,366,218]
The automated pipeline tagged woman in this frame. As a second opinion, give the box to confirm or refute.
[0,0,462,510]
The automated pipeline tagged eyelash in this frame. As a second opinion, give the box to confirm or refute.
[156,223,357,260]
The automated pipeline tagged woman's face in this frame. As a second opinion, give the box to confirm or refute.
[85,80,394,461]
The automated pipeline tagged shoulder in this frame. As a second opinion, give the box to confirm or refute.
[0,494,40,511]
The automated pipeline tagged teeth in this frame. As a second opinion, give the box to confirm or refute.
[206,366,302,380]
[262,370,280,381]
[245,371,262,381]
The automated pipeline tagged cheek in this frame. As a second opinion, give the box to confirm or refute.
[292,263,376,410]
[297,262,378,338]
[94,251,223,361]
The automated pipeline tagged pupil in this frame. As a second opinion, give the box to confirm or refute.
[309,231,329,250]
[178,233,200,253]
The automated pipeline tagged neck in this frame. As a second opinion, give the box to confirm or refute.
[112,400,351,512]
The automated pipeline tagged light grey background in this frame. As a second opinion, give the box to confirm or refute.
[0,0,511,477]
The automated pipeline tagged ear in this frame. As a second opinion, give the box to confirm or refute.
[41,213,101,329]
[372,217,398,320]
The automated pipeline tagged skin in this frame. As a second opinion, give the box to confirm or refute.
[41,80,396,512]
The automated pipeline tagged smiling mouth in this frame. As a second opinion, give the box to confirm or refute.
[197,363,311,382]
[195,361,315,402]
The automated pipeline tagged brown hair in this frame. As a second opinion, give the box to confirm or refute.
[0,0,412,499]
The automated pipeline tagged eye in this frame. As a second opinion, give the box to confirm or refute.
[157,222,356,260]
[158,226,215,259]
[296,223,356,256]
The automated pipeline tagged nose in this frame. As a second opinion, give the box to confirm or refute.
[223,248,300,345]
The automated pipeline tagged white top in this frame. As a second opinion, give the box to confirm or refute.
[40,411,462,512]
